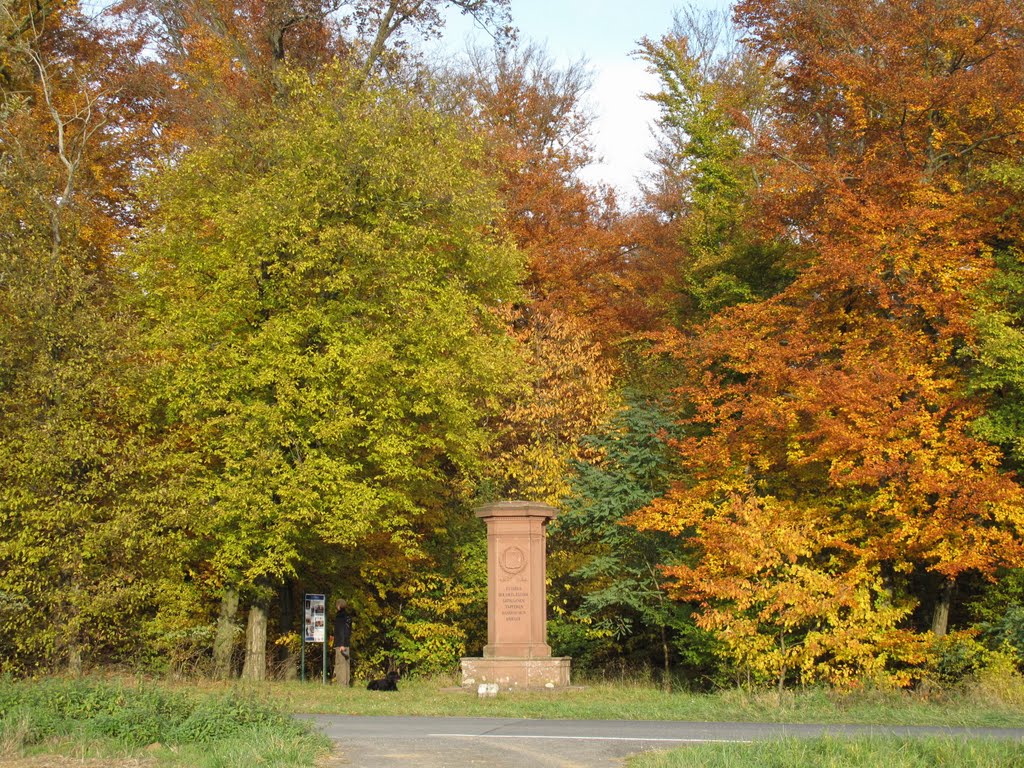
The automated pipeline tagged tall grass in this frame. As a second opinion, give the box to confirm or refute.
[0,678,329,767]
[627,736,1024,768]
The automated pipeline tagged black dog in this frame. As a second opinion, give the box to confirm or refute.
[366,671,399,691]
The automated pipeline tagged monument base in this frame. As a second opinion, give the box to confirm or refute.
[460,656,571,690]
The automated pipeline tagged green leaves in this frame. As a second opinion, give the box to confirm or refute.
[132,65,525,598]
[553,397,707,678]
[967,245,1024,472]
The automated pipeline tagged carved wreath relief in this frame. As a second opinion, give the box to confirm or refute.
[498,544,529,624]
[499,544,527,576]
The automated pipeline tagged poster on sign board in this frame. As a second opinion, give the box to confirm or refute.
[303,594,326,643]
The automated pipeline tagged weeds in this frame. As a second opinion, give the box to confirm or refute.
[0,712,31,756]
[0,678,329,767]
[627,736,1024,768]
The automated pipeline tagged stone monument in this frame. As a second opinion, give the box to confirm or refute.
[460,501,571,690]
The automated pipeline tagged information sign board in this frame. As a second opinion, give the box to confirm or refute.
[304,593,326,643]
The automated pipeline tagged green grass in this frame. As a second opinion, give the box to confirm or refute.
[220,672,1024,729]
[626,736,1024,768]
[0,678,330,767]
[3,673,1022,767]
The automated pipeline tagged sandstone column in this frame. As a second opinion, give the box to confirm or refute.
[461,501,571,690]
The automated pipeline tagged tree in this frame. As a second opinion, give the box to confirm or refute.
[636,7,792,328]
[479,308,614,504]
[454,42,663,348]
[130,64,525,678]
[965,162,1024,474]
[631,0,1024,686]
[0,0,186,674]
[553,396,710,688]
[113,0,513,142]
[439,43,643,504]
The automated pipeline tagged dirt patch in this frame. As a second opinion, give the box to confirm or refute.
[314,748,351,767]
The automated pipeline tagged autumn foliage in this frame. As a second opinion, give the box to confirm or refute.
[3,0,1024,688]
[629,0,1024,685]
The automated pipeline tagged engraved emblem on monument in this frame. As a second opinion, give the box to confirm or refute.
[499,544,527,577]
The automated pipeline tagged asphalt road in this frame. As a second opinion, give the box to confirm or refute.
[298,714,1024,768]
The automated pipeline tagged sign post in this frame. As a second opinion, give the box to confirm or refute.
[302,593,328,684]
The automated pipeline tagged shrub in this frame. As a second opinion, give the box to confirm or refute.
[926,634,991,686]
[0,678,308,751]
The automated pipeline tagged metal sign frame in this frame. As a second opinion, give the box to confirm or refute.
[301,593,328,683]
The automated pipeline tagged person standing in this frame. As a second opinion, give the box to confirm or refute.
[332,599,353,686]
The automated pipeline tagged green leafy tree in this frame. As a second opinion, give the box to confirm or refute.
[131,64,524,678]
[967,162,1024,474]
[961,161,1024,669]
[0,0,187,674]
[553,396,710,687]
[637,8,792,326]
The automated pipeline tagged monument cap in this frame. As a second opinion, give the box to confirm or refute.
[474,500,557,520]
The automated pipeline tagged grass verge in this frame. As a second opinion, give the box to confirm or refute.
[625,736,1024,768]
[0,678,330,768]
[3,673,1022,768]
[214,672,1024,729]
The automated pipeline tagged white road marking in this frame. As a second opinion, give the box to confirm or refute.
[430,733,752,744]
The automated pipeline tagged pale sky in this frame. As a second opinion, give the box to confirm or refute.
[440,0,734,202]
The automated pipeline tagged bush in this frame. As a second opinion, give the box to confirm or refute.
[0,678,313,752]
[926,634,991,686]
[547,616,616,672]
[985,605,1024,667]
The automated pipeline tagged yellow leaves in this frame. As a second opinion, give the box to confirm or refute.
[844,88,869,139]
[630,495,692,537]
[642,474,927,684]
[121,70,536,649]
[484,309,615,505]
[498,441,572,506]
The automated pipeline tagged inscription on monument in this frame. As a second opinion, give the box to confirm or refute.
[498,583,529,622]
[498,544,528,623]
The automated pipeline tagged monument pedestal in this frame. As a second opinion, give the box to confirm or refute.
[460,656,571,690]
[460,501,572,690]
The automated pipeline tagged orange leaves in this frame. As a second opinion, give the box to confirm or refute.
[737,0,1024,175]
[461,43,668,352]
[631,0,1024,683]
[672,277,1024,579]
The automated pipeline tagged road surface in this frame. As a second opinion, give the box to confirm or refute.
[298,714,1024,768]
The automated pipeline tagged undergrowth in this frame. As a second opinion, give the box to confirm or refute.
[0,677,329,767]
[627,736,1024,768]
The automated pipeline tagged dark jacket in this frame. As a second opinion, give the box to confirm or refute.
[333,609,352,648]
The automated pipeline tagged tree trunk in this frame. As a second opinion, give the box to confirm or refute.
[213,588,239,680]
[64,573,83,677]
[277,581,297,681]
[931,578,954,637]
[777,629,787,696]
[67,644,82,677]
[661,623,672,693]
[242,601,268,681]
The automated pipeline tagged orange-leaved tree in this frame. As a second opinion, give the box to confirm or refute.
[447,43,630,502]
[631,0,1024,686]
